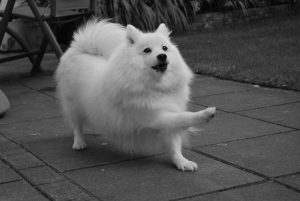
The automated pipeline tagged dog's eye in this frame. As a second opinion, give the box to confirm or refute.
[162,46,168,51]
[143,48,152,53]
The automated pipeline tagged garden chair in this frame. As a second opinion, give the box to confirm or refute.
[0,0,95,74]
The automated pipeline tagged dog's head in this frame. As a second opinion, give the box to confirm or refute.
[126,24,177,74]
[123,24,192,93]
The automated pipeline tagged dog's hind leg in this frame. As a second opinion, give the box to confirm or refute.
[61,98,87,150]
[70,113,87,150]
[72,125,87,150]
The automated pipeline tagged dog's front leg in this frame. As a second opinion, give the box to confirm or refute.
[163,132,198,171]
[150,107,215,171]
[149,107,216,130]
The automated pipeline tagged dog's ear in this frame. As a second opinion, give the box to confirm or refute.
[156,23,171,37]
[126,25,141,45]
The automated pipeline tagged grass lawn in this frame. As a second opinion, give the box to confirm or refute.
[174,13,300,91]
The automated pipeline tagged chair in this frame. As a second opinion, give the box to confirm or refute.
[0,0,95,74]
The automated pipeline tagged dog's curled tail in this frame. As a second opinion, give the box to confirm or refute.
[71,19,126,59]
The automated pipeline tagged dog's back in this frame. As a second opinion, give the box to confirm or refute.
[71,19,126,59]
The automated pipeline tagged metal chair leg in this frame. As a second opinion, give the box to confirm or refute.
[26,0,63,58]
[31,36,48,75]
[0,0,38,67]
[0,0,16,45]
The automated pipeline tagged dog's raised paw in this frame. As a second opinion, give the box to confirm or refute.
[204,107,216,122]
[72,141,87,150]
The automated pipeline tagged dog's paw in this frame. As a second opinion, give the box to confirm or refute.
[72,141,87,150]
[172,156,198,172]
[202,107,216,123]
[194,107,216,124]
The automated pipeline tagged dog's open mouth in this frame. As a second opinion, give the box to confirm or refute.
[151,62,168,73]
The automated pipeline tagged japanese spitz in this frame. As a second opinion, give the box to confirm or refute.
[55,19,216,171]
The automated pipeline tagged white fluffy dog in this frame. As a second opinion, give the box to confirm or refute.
[55,19,216,171]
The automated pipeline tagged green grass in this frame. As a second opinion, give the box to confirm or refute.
[174,13,300,91]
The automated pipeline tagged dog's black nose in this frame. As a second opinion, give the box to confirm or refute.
[157,54,167,62]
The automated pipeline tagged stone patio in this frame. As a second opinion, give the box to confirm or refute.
[0,53,299,200]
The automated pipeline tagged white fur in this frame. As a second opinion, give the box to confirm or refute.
[55,19,216,171]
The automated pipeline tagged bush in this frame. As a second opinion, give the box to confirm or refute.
[193,0,257,13]
[97,0,196,31]
[193,0,295,13]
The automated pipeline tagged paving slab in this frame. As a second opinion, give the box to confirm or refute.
[39,180,98,201]
[188,112,291,147]
[38,86,57,98]
[0,59,32,82]
[185,182,300,201]
[20,75,56,91]
[0,141,26,157]
[0,99,60,125]
[190,75,250,98]
[21,166,65,186]
[67,151,261,201]
[0,82,32,97]
[276,174,300,190]
[0,53,57,81]
[2,152,44,170]
[0,160,21,184]
[197,131,300,177]
[0,180,48,201]
[39,53,59,72]
[0,140,45,170]
[4,90,54,106]
[238,102,300,129]
[0,135,9,144]
[188,102,206,112]
[24,135,132,172]
[0,117,70,143]
[192,88,300,112]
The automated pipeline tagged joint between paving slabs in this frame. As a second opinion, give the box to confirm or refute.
[190,87,253,99]
[0,133,101,201]
[190,101,300,131]
[191,148,300,193]
[274,171,300,179]
[0,116,62,126]
[0,167,22,185]
[17,145,101,201]
[231,100,300,114]
[169,180,267,201]
[0,155,55,201]
[231,111,300,131]
[19,83,56,100]
[188,129,297,150]
[64,153,163,173]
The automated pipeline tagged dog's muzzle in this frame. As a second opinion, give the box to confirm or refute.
[152,53,168,73]
[151,62,168,73]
